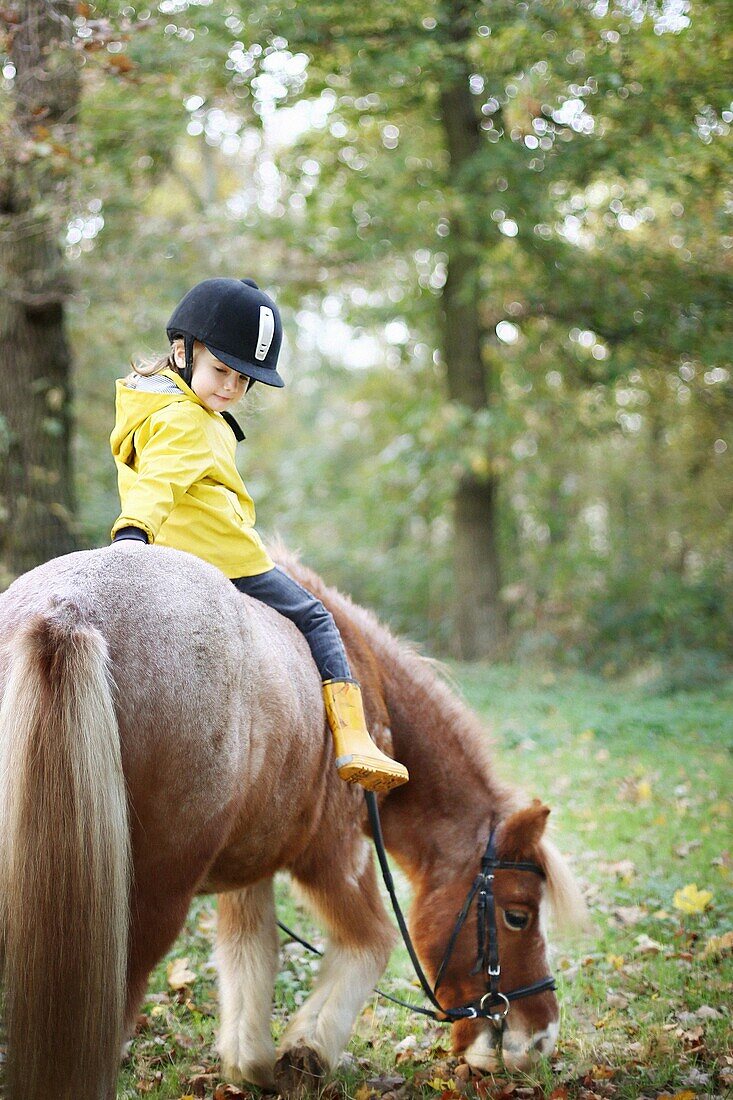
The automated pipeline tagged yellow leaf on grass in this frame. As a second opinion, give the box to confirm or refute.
[167,956,196,989]
[426,1078,454,1091]
[635,779,653,803]
[673,883,713,914]
[607,953,625,970]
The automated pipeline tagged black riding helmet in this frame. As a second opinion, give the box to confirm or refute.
[166,278,284,389]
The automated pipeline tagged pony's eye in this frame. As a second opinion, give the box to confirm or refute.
[503,909,530,931]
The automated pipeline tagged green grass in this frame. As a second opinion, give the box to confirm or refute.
[118,665,732,1100]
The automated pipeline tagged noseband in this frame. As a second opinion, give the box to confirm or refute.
[365,793,557,1025]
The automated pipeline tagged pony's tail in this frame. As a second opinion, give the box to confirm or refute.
[0,606,130,1100]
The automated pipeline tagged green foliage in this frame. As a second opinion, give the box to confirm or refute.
[5,0,725,665]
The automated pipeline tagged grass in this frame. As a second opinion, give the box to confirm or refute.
[116,664,732,1099]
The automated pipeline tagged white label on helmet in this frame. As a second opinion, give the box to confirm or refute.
[255,306,275,361]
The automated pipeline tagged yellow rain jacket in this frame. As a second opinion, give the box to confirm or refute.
[110,369,273,578]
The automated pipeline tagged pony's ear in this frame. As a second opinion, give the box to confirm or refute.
[498,800,551,861]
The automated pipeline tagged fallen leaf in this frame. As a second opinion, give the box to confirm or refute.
[589,1065,615,1080]
[634,934,664,954]
[673,883,713,913]
[197,908,217,935]
[674,839,702,858]
[701,930,733,957]
[425,1077,455,1091]
[188,1075,218,1099]
[635,778,653,803]
[678,1004,724,1022]
[167,956,197,990]
[613,905,646,925]
[599,858,636,881]
[365,1075,406,1095]
[214,1087,249,1100]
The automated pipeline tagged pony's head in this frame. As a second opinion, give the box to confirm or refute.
[411,801,587,1073]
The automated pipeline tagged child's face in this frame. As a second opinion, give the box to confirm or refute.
[176,343,248,412]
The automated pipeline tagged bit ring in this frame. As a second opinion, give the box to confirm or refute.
[480,991,510,1020]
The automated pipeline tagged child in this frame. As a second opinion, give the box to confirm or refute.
[110,277,409,793]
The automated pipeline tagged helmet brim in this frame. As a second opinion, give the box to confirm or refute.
[202,340,285,388]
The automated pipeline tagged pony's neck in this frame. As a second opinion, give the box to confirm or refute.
[349,607,519,885]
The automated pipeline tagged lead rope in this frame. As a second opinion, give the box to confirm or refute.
[363,791,455,1018]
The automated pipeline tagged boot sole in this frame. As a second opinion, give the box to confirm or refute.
[336,754,409,793]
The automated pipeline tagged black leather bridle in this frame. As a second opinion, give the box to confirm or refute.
[364,792,557,1025]
[277,793,556,1026]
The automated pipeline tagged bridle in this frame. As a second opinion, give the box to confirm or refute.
[362,793,556,1025]
[277,792,556,1027]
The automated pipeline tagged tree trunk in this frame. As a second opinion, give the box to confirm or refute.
[438,3,508,658]
[0,0,80,582]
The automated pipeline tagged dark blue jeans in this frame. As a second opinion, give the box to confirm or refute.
[232,566,352,682]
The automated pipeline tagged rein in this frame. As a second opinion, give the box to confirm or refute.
[278,791,556,1026]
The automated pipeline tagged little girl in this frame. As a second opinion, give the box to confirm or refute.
[110,276,409,793]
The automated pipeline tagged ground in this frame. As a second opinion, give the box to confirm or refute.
[114,664,732,1099]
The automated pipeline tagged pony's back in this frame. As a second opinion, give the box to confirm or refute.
[0,545,323,1099]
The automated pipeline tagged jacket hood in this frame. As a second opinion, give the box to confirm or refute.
[110,371,195,466]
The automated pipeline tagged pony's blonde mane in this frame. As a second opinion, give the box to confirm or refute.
[540,836,590,933]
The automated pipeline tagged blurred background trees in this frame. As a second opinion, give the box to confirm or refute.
[0,0,80,575]
[1,0,730,682]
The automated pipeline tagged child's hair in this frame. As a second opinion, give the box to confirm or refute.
[124,347,179,386]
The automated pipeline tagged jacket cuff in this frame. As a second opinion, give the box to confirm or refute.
[112,526,149,544]
[111,516,156,542]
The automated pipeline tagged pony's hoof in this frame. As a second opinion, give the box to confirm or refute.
[274,1043,328,1095]
[221,1059,276,1091]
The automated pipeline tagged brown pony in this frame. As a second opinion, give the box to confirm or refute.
[0,544,586,1100]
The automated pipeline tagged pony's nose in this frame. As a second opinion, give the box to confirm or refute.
[501,1023,559,1071]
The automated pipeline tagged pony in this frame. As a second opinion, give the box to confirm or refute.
[0,544,587,1100]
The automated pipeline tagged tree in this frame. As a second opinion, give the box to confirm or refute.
[0,0,81,579]
[229,0,731,658]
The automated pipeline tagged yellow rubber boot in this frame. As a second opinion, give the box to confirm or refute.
[323,679,409,793]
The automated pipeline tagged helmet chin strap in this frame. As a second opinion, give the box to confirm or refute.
[182,333,195,387]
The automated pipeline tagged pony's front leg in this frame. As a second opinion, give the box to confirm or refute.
[276,836,395,1092]
[215,879,279,1089]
